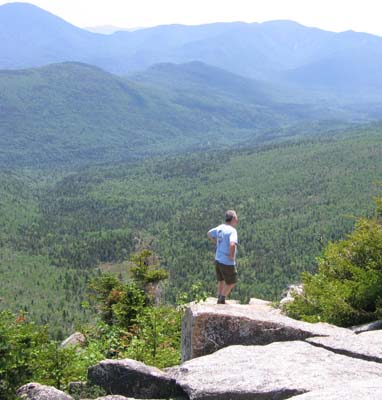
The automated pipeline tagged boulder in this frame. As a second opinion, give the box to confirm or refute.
[167,341,382,400]
[87,358,187,399]
[181,300,352,361]
[350,320,382,333]
[91,397,164,400]
[289,379,382,399]
[306,330,382,363]
[61,332,86,348]
[16,383,73,400]
[279,284,303,306]
[91,397,169,400]
[92,397,135,400]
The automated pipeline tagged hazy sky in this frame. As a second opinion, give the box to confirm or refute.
[1,0,382,36]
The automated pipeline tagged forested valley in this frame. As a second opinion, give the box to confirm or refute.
[1,124,382,339]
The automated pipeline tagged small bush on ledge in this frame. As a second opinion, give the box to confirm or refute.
[285,198,382,327]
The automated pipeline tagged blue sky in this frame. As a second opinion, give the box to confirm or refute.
[1,0,381,36]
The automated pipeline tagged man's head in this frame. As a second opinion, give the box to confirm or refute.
[225,210,238,226]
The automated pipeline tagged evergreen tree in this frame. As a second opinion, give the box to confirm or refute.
[285,199,382,326]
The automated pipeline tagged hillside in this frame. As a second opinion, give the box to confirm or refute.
[0,61,350,168]
[2,125,380,305]
[0,170,94,338]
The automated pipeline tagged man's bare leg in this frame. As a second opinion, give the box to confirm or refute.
[217,280,225,297]
[217,281,235,303]
[222,283,235,297]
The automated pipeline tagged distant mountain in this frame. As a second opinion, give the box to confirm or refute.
[2,2,382,98]
[130,62,276,105]
[0,62,318,167]
[284,43,382,96]
[0,2,102,68]
[84,25,137,34]
[128,62,382,119]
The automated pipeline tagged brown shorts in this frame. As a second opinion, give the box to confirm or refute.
[215,261,238,284]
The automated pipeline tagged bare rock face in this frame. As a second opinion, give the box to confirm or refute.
[168,341,382,400]
[61,331,86,348]
[279,284,304,306]
[181,300,352,361]
[288,379,382,399]
[306,330,382,363]
[87,358,187,399]
[16,383,73,400]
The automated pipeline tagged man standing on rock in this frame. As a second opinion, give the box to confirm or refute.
[207,210,238,304]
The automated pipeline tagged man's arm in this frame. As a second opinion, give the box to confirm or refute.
[207,231,217,245]
[229,230,238,260]
[229,241,237,260]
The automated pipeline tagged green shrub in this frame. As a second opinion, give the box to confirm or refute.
[0,312,47,399]
[122,306,182,368]
[87,250,182,368]
[0,311,107,400]
[285,206,382,326]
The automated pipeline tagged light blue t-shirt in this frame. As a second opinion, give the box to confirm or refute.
[208,224,238,266]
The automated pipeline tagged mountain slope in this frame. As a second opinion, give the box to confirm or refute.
[2,1,382,95]
[129,61,277,105]
[284,45,382,97]
[0,2,103,68]
[0,62,313,167]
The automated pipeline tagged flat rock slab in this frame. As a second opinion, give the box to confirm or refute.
[289,379,382,399]
[182,300,353,361]
[307,330,382,363]
[88,358,186,399]
[168,341,382,400]
[185,297,240,307]
[17,383,73,400]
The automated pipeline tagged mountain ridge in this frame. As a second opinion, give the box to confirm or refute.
[0,61,316,167]
[2,1,382,93]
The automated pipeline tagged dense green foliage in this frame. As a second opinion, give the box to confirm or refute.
[2,126,382,338]
[0,311,99,399]
[285,202,382,326]
[0,171,95,339]
[0,250,93,339]
[0,251,182,399]
[86,250,181,368]
[17,127,381,302]
[0,170,38,246]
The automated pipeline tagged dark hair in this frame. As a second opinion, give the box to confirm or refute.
[225,210,237,222]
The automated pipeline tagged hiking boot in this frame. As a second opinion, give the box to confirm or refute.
[217,295,226,304]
